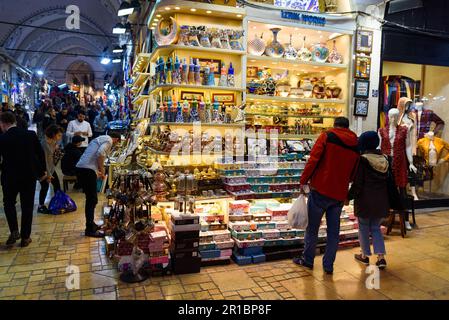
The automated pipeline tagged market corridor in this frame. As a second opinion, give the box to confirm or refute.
[1,191,449,300]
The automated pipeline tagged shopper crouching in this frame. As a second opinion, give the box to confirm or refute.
[348,131,388,269]
[76,132,121,237]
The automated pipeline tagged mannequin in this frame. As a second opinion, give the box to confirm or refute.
[417,131,449,166]
[398,97,419,200]
[413,102,445,139]
[379,108,417,231]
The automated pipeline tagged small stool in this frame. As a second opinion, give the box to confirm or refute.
[63,175,78,192]
[386,209,407,238]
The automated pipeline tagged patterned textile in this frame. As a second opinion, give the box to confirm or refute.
[413,109,445,139]
[379,125,409,188]
[274,0,320,11]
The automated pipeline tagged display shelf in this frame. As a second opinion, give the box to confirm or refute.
[132,94,151,105]
[150,84,245,94]
[246,94,345,104]
[247,55,348,73]
[150,45,245,63]
[244,132,319,140]
[132,53,152,74]
[147,122,246,128]
[147,0,246,26]
[246,112,340,119]
[132,73,150,89]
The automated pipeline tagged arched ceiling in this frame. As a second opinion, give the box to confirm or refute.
[0,0,123,85]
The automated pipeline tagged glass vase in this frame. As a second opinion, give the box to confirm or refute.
[265,28,285,58]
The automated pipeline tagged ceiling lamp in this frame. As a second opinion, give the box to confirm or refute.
[112,58,122,64]
[101,57,111,65]
[112,22,127,34]
[118,1,133,16]
[113,45,125,53]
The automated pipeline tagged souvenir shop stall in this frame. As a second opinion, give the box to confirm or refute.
[380,0,449,210]
[102,0,367,281]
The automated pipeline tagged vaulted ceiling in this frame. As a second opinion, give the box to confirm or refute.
[0,0,122,86]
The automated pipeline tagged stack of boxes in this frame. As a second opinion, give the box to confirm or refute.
[148,226,170,274]
[170,213,201,274]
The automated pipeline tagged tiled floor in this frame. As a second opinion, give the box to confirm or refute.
[1,190,449,300]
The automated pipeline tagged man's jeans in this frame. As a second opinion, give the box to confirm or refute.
[358,217,386,256]
[303,190,343,271]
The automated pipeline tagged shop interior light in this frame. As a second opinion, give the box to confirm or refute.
[156,14,161,17]
[206,10,212,14]
[101,57,111,65]
[153,18,159,21]
[165,7,171,10]
[112,58,122,64]
[113,22,127,34]
[175,7,180,10]
[236,14,242,17]
[113,45,124,53]
[37,70,44,76]
[118,1,133,16]
[190,8,196,12]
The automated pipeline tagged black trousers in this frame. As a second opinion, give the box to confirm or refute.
[76,168,98,231]
[39,171,61,205]
[2,179,36,239]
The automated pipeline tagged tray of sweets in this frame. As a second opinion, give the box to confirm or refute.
[249,205,266,214]
[149,255,169,265]
[218,169,245,176]
[280,230,297,239]
[222,176,247,184]
[171,213,200,225]
[231,230,262,241]
[283,237,301,246]
[215,240,234,250]
[263,239,284,247]
[208,223,228,231]
[256,222,277,230]
[267,205,291,216]
[149,248,169,257]
[275,221,290,230]
[228,221,251,232]
[199,231,214,243]
[220,249,233,257]
[339,222,357,231]
[295,229,305,237]
[234,238,265,248]
[211,230,232,242]
[198,242,216,251]
[200,214,225,223]
[170,222,201,233]
[199,249,221,259]
[228,214,253,222]
[252,213,272,222]
[261,229,280,239]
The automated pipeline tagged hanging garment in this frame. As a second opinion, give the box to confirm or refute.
[412,109,445,139]
[379,125,409,188]
[417,136,449,166]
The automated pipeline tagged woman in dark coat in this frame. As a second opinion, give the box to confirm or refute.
[348,131,389,269]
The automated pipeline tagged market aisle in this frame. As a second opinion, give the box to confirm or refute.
[1,188,449,300]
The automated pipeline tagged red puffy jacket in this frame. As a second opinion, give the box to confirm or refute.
[300,128,359,201]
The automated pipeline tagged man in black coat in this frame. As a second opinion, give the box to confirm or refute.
[0,112,46,247]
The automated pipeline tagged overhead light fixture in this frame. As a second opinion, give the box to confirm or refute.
[156,14,161,17]
[190,8,196,12]
[165,7,171,10]
[236,14,242,17]
[101,57,111,65]
[206,10,212,14]
[113,45,124,53]
[152,23,157,26]
[112,22,127,34]
[112,58,122,64]
[175,7,180,10]
[118,1,133,16]
[153,18,159,21]
[36,70,44,76]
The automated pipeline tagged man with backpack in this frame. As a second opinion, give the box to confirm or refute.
[294,117,359,275]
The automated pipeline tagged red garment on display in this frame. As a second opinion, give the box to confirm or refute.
[379,125,409,188]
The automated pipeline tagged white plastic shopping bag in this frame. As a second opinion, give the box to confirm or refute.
[288,194,308,229]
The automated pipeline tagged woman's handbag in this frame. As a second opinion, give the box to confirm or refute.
[48,190,77,215]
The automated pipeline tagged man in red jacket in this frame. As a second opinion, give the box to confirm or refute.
[294,117,359,274]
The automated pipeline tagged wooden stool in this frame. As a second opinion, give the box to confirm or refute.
[386,210,407,238]
[63,175,77,192]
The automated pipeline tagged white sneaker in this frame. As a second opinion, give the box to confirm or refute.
[405,221,412,231]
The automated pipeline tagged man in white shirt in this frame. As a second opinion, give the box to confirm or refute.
[76,132,121,237]
[66,111,92,152]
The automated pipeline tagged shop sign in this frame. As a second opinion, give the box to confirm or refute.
[281,10,326,26]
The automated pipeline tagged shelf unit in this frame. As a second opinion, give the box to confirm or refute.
[247,55,348,73]
[246,94,345,105]
[149,45,245,63]
[147,122,246,128]
[149,84,246,95]
[132,94,151,105]
[132,53,151,74]
[245,112,340,119]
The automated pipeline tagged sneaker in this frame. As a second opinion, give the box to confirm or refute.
[376,258,387,270]
[405,221,412,231]
[20,238,32,248]
[85,230,105,238]
[38,205,49,214]
[6,231,20,246]
[293,256,313,270]
[354,254,370,266]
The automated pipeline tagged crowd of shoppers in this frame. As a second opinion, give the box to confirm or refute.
[0,99,121,246]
